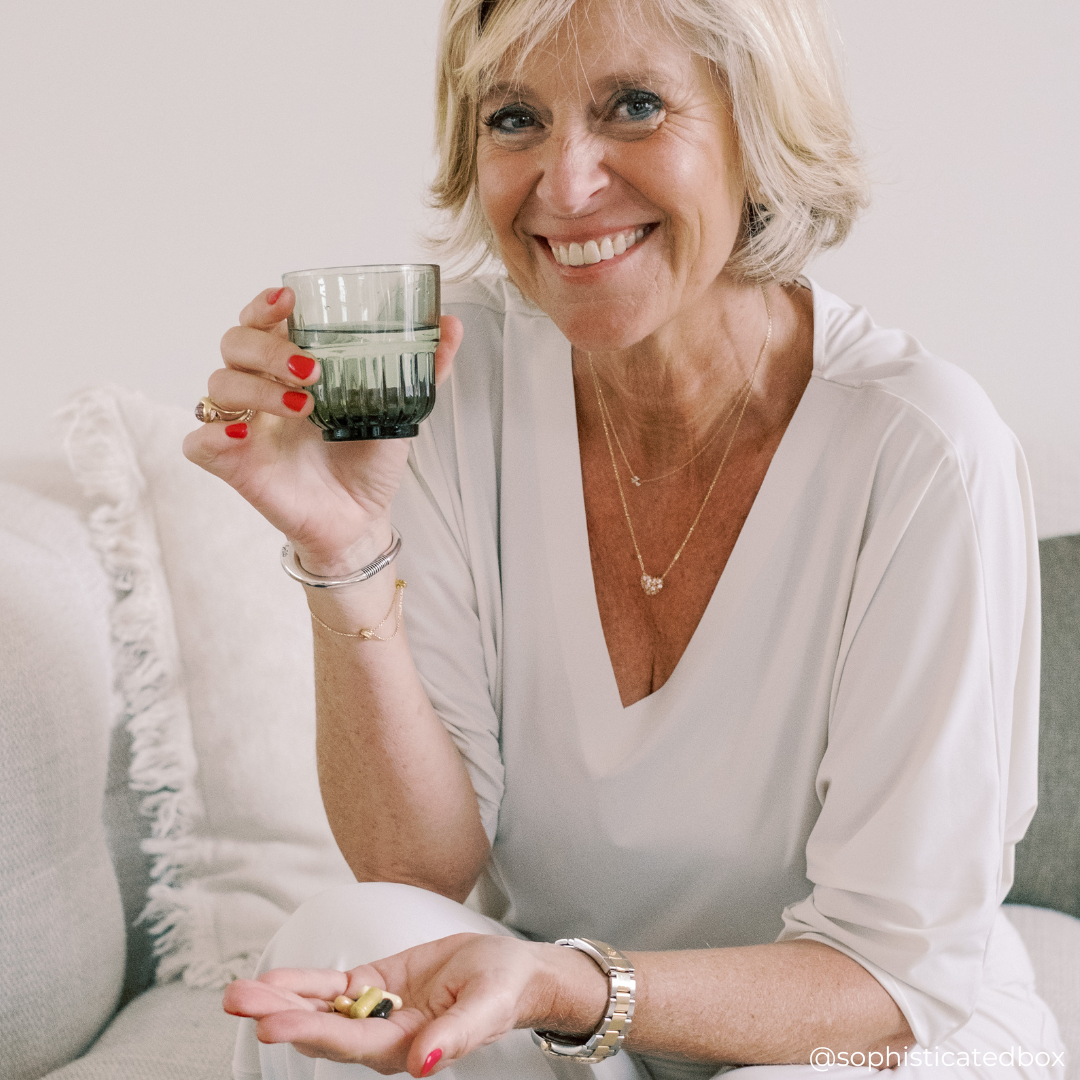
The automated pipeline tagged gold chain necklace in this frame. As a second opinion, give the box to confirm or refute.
[595,374,747,486]
[588,286,772,596]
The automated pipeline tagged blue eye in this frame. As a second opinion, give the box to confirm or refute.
[484,106,538,134]
[611,90,663,122]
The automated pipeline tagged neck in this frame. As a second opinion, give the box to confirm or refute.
[576,280,772,460]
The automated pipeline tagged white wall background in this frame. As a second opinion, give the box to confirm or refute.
[2,1,1078,521]
[812,1,1080,447]
[0,0,443,461]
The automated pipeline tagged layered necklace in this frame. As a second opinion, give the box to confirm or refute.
[589,286,772,596]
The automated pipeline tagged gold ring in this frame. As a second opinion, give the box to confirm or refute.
[196,397,256,424]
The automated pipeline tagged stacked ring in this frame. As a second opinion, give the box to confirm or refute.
[195,396,256,424]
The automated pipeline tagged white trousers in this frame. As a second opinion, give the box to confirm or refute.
[232,884,1066,1080]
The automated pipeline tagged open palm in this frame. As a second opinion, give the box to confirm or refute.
[223,933,555,1078]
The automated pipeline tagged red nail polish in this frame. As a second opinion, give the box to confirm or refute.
[288,354,316,379]
[266,287,284,305]
[283,391,307,412]
[422,1049,442,1076]
[225,422,248,439]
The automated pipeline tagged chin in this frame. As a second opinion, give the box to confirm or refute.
[511,282,659,352]
[554,303,662,353]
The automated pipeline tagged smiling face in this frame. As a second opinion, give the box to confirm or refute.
[475,0,747,353]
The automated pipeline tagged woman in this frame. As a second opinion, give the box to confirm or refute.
[185,1,1065,1078]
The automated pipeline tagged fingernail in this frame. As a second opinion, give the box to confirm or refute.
[422,1049,442,1076]
[225,423,248,439]
[266,287,284,305]
[288,354,316,379]
[283,391,307,412]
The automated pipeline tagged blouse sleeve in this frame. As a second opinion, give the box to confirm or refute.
[777,398,1041,1049]
[389,297,507,844]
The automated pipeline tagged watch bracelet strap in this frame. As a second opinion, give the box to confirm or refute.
[531,938,635,1063]
[280,528,402,588]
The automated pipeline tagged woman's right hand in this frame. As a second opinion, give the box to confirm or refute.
[183,287,463,574]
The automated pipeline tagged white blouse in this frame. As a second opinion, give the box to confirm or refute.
[390,275,1043,1056]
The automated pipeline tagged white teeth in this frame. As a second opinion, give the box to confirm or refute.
[549,227,648,266]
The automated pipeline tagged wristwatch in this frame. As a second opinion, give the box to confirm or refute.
[531,938,635,1063]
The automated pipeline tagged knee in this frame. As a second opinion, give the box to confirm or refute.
[257,881,505,975]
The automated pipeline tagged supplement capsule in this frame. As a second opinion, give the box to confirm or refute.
[349,986,387,1019]
[351,985,401,1011]
[369,997,394,1019]
[333,996,354,1015]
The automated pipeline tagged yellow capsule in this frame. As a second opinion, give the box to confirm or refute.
[349,986,386,1019]
[359,987,402,1011]
[333,995,354,1015]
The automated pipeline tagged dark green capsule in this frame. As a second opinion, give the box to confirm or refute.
[369,997,394,1020]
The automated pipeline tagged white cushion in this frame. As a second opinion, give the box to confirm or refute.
[0,483,126,1078]
[62,387,354,989]
[45,984,238,1080]
[1004,904,1080,1078]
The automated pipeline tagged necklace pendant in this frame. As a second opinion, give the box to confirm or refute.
[630,475,642,487]
[641,574,664,596]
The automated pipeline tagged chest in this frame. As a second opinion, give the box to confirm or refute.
[493,426,859,946]
[578,428,785,707]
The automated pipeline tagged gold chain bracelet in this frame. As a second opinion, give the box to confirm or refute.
[309,580,407,641]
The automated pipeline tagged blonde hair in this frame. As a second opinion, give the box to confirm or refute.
[430,0,868,283]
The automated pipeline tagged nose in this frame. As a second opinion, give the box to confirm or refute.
[534,132,609,216]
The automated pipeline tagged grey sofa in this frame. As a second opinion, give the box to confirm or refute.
[2,432,1079,1079]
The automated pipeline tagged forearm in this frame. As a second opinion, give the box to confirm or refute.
[307,557,490,902]
[535,940,914,1066]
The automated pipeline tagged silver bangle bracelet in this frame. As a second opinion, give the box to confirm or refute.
[532,938,635,1064]
[280,528,402,588]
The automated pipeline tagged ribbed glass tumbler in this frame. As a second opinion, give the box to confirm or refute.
[282,264,440,440]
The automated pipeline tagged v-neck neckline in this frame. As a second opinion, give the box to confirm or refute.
[527,278,827,768]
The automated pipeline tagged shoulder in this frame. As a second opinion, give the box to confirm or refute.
[442,273,508,315]
[802,282,1034,589]
[806,278,1017,476]
[441,274,552,375]
[438,273,566,418]
[442,274,545,321]
[434,276,516,431]
[412,274,539,479]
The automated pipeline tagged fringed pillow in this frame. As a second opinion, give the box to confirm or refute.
[62,387,354,988]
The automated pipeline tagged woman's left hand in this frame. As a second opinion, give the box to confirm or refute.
[223,933,604,1077]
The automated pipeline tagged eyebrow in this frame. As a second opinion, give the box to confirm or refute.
[479,68,675,104]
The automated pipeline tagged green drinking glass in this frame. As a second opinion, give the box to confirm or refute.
[282,264,440,440]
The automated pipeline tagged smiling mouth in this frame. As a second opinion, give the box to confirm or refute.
[544,225,655,267]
